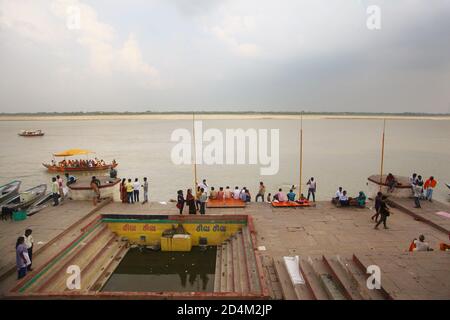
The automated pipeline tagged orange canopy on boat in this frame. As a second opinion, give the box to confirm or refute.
[53,149,94,157]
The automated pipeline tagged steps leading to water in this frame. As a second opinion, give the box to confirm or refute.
[13,222,123,294]
[213,227,263,295]
[271,254,390,300]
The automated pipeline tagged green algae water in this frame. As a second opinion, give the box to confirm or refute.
[102,246,216,292]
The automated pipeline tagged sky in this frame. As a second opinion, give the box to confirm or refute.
[0,0,449,113]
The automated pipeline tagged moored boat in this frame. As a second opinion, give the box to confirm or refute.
[2,184,47,211]
[0,180,21,204]
[26,192,53,216]
[18,130,44,137]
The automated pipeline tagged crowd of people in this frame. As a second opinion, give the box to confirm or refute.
[119,177,149,205]
[50,158,116,168]
[172,178,319,215]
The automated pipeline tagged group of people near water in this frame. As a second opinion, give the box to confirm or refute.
[50,158,116,168]
[409,173,437,208]
[119,177,149,205]
[50,174,75,206]
[332,187,367,208]
[173,178,318,215]
[384,173,438,209]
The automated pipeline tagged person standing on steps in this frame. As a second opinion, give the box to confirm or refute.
[126,179,134,204]
[424,176,437,202]
[51,177,59,206]
[142,177,149,204]
[133,178,140,203]
[176,190,185,214]
[255,181,266,202]
[16,236,28,280]
[23,229,34,271]
[199,188,208,215]
[90,176,100,206]
[186,189,196,215]
[413,182,422,208]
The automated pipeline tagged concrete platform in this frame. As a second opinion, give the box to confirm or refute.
[1,198,449,299]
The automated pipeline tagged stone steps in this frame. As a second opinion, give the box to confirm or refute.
[273,255,390,300]
[213,227,263,295]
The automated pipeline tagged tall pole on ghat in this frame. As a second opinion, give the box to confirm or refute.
[299,112,303,195]
[379,118,386,190]
[192,112,198,191]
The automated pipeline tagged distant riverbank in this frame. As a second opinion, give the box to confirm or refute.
[1,113,449,121]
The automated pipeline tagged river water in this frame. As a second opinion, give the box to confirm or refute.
[0,118,449,202]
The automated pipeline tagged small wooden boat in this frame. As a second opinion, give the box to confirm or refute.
[2,184,47,211]
[0,180,21,204]
[43,162,118,172]
[18,130,44,137]
[27,193,53,216]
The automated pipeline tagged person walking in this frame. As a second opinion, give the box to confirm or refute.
[186,189,196,215]
[90,176,100,206]
[51,177,59,206]
[16,236,28,280]
[371,192,383,222]
[56,175,64,203]
[142,177,149,204]
[374,196,391,229]
[199,188,208,215]
[133,178,140,203]
[424,176,437,202]
[23,229,34,271]
[306,177,317,202]
[413,182,422,208]
[126,179,134,203]
[255,181,266,202]
[177,190,185,215]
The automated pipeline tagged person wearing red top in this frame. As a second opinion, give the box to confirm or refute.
[424,176,437,201]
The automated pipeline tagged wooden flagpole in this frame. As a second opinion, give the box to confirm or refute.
[192,112,198,191]
[299,112,303,195]
[379,118,386,190]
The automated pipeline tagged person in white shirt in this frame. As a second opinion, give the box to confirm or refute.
[224,186,232,199]
[332,187,343,204]
[414,235,433,251]
[133,178,140,203]
[335,187,343,199]
[23,229,34,271]
[232,186,241,200]
[199,179,209,195]
[339,190,349,206]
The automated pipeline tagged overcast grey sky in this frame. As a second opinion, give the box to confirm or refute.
[0,0,449,113]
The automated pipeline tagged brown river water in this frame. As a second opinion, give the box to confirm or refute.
[0,118,449,203]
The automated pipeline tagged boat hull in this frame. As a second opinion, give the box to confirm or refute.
[0,181,21,205]
[18,133,45,137]
[42,163,118,173]
[2,184,47,211]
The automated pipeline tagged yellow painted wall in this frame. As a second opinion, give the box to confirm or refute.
[105,220,245,246]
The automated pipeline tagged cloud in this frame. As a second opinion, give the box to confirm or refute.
[1,0,159,86]
[210,15,261,58]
